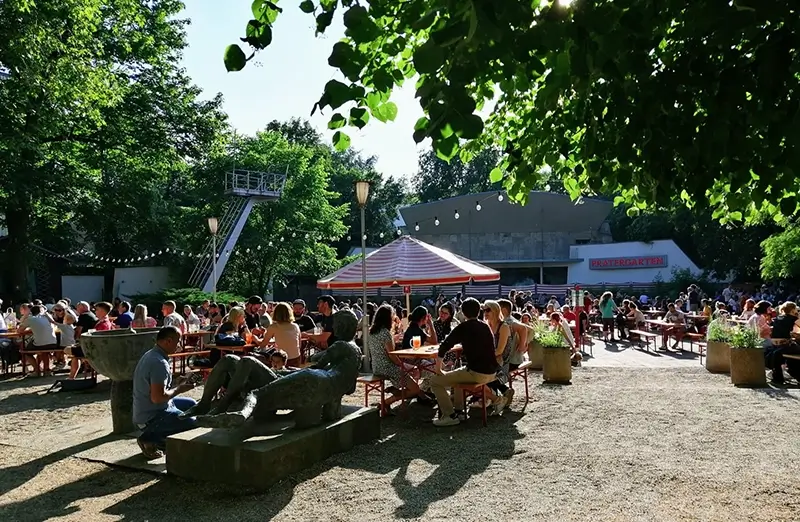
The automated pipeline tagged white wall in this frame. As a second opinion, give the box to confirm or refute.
[62,276,105,303]
[568,240,701,285]
[113,267,172,301]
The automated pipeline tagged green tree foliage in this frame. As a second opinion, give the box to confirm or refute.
[228,0,800,222]
[266,118,409,255]
[760,223,800,281]
[193,131,349,296]
[609,204,780,281]
[414,149,501,203]
[0,0,226,299]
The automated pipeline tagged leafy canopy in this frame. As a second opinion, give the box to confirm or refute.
[227,0,800,222]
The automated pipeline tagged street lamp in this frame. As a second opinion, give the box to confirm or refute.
[355,180,371,371]
[208,217,219,302]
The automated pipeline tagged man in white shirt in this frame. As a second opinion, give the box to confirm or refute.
[19,305,58,375]
[161,300,186,334]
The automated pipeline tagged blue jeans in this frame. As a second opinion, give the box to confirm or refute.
[140,397,197,448]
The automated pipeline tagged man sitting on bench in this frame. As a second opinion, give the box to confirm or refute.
[429,298,499,427]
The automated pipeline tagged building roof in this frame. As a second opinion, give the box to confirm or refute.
[399,191,612,235]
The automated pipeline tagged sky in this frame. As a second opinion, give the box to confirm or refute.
[180,0,424,179]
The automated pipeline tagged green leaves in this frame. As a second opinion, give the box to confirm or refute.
[332,131,351,151]
[328,113,346,130]
[320,80,355,109]
[371,101,398,123]
[349,107,370,129]
[224,45,247,72]
[299,1,315,13]
[244,20,272,48]
[413,40,445,75]
[343,5,380,43]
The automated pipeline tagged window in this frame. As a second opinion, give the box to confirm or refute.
[542,266,568,285]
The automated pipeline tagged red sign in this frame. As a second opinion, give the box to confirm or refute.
[589,255,668,270]
[403,285,411,295]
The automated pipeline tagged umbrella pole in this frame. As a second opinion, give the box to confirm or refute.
[406,291,411,318]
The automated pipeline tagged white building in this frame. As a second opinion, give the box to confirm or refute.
[568,239,701,285]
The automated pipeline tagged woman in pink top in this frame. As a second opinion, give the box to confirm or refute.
[746,300,773,340]
[131,304,157,329]
[259,302,301,366]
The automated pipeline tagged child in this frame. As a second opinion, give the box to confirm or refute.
[270,349,288,370]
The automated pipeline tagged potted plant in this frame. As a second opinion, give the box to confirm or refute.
[526,322,548,370]
[540,329,572,384]
[705,318,734,373]
[729,326,767,387]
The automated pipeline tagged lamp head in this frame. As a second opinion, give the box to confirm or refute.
[355,180,371,207]
[207,217,219,235]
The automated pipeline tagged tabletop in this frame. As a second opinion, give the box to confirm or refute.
[0,330,28,338]
[390,344,462,359]
[644,319,672,327]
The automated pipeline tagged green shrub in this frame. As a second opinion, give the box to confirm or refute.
[706,318,734,343]
[730,325,761,349]
[538,328,568,349]
[130,287,246,317]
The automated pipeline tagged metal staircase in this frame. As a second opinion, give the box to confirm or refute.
[188,169,287,293]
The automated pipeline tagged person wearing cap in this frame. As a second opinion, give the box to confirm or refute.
[245,296,271,333]
[292,299,316,332]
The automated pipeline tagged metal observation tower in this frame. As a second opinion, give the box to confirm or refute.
[188,169,286,293]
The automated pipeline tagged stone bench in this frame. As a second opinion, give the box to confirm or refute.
[166,405,379,489]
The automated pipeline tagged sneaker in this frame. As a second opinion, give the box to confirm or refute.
[455,410,468,421]
[433,414,461,427]
[503,388,515,410]
[491,396,507,416]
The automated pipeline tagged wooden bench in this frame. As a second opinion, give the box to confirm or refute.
[696,341,708,365]
[508,360,534,403]
[783,354,800,361]
[589,323,606,340]
[629,330,659,351]
[357,374,388,417]
[682,332,705,352]
[19,346,64,376]
[453,383,489,427]
[169,350,211,375]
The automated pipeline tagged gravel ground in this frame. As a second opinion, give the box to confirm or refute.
[1,368,800,521]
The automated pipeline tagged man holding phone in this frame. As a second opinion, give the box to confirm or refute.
[133,325,199,460]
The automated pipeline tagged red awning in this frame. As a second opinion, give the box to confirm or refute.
[317,236,500,290]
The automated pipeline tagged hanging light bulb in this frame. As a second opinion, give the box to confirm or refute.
[454,210,460,220]
[379,232,384,238]
[414,222,420,231]
[165,248,170,253]
[292,231,296,238]
[498,191,504,202]
[362,234,367,240]
[246,248,250,253]
[434,216,440,226]
[396,228,402,235]
[305,233,309,239]
[476,201,482,211]
[158,250,163,255]
[347,235,351,241]
[544,184,551,192]
[137,257,142,261]
[268,241,272,247]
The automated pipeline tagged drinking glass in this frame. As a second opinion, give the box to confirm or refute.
[412,336,421,349]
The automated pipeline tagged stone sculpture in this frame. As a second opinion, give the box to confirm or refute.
[81,328,159,434]
[182,310,362,429]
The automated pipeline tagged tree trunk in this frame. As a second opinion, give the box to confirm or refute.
[5,205,32,302]
[110,380,136,434]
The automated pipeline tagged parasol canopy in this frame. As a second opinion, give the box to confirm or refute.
[317,235,500,290]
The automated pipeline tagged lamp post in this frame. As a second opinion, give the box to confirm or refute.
[355,180,371,372]
[208,217,219,303]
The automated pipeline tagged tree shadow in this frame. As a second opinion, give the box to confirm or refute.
[0,378,110,416]
[0,432,121,498]
[751,386,800,401]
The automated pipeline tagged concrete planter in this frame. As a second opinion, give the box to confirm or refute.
[705,341,731,373]
[527,339,544,370]
[730,347,767,387]
[82,328,159,433]
[542,346,571,384]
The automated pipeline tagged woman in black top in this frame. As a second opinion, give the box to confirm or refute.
[401,306,438,348]
[766,301,800,384]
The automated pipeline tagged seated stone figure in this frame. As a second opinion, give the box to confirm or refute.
[182,310,362,429]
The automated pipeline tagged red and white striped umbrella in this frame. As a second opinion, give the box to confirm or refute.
[317,235,500,290]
